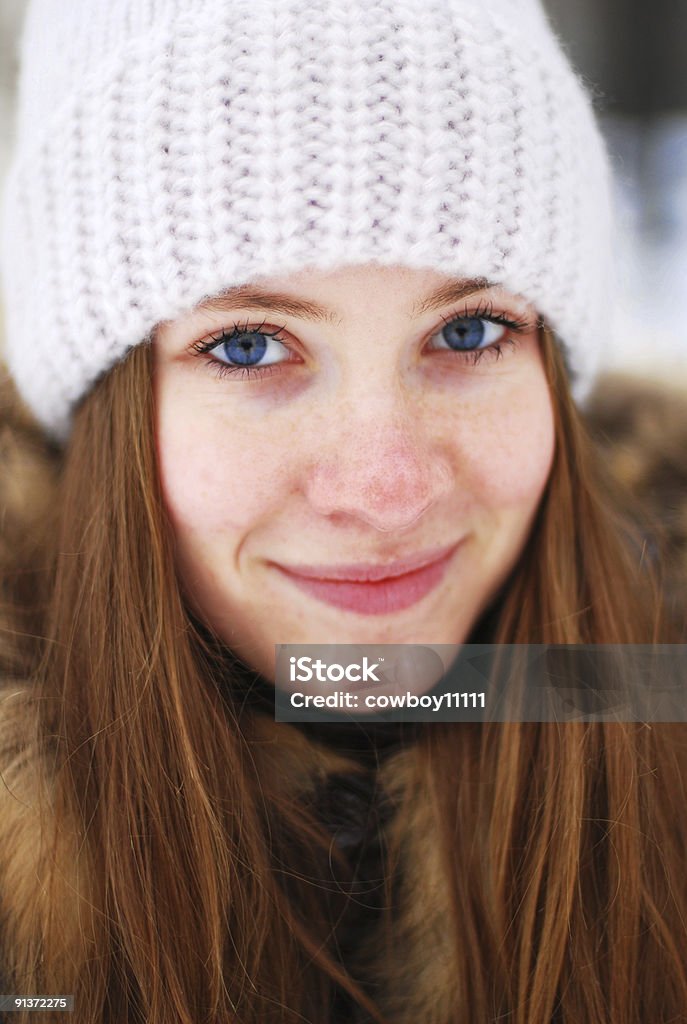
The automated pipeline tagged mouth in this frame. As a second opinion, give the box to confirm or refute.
[270,542,461,615]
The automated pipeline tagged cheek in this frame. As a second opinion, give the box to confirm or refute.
[452,381,555,508]
[154,392,291,533]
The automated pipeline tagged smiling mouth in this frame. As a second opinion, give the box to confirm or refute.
[273,541,459,582]
[271,542,461,615]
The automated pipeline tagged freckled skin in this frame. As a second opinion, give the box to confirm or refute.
[153,263,555,682]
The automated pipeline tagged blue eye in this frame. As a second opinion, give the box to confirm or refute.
[221,330,269,366]
[435,316,507,351]
[191,321,292,377]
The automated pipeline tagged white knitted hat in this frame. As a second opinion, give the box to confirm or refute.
[0,0,613,443]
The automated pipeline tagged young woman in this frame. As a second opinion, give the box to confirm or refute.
[0,0,686,1021]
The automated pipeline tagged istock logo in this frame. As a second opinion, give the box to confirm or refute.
[289,656,381,684]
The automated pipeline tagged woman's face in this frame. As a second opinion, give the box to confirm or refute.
[153,263,555,682]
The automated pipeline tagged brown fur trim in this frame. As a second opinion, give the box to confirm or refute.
[584,372,687,571]
[364,743,460,1024]
[0,685,98,995]
[247,708,373,791]
[0,371,61,680]
[0,372,60,568]
[584,372,687,631]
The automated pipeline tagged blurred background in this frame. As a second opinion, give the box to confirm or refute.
[546,0,687,382]
[1,0,686,382]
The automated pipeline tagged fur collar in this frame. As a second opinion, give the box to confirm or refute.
[0,369,686,1018]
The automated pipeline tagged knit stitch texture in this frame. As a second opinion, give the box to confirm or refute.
[0,0,613,442]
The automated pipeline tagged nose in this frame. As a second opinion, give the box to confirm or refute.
[304,406,453,533]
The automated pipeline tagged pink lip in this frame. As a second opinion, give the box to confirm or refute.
[271,542,460,615]
[276,542,458,582]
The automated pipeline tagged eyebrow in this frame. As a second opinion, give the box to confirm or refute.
[195,276,494,323]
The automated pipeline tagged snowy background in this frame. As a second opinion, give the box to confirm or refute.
[1,0,686,384]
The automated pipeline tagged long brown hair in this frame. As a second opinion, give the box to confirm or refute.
[1,326,686,1022]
